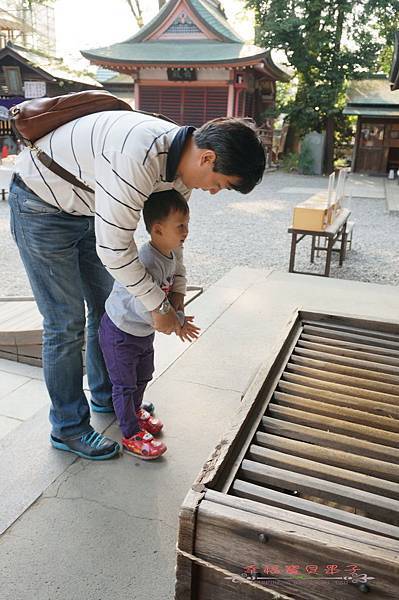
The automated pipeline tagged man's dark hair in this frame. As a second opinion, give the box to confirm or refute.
[143,189,189,233]
[193,117,266,194]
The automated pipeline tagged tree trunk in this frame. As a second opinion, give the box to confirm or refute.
[324,114,335,175]
[125,0,144,27]
[285,124,300,155]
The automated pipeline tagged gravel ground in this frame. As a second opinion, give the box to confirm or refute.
[1,171,398,297]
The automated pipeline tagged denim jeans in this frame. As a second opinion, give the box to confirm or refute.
[8,174,114,439]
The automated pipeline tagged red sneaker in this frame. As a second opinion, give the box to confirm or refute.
[122,431,167,460]
[136,408,163,435]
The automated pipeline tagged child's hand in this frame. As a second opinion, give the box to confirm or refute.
[178,316,200,342]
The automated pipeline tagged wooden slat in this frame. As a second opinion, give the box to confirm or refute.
[273,391,399,433]
[256,432,399,482]
[285,362,399,395]
[294,344,399,373]
[278,380,399,418]
[282,372,399,405]
[196,499,399,600]
[262,417,399,464]
[268,404,399,448]
[302,324,399,350]
[240,459,399,522]
[290,354,399,383]
[247,444,399,499]
[0,304,39,327]
[297,338,399,366]
[231,480,399,540]
[301,319,399,342]
[301,332,399,358]
[175,487,205,600]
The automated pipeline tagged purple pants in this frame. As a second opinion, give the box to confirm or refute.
[99,312,155,438]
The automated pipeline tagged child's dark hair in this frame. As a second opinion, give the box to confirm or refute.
[193,117,266,194]
[143,190,189,233]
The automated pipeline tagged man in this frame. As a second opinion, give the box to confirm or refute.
[9,111,265,460]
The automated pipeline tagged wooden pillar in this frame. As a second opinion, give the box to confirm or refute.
[227,70,234,117]
[134,81,140,110]
[234,88,241,117]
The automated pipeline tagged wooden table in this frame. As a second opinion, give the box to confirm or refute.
[288,208,351,277]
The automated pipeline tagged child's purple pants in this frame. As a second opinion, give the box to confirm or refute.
[99,312,155,438]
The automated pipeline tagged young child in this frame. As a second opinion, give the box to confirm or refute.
[99,190,200,460]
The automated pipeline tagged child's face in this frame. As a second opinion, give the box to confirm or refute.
[153,210,189,252]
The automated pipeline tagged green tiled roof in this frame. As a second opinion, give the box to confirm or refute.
[346,78,399,105]
[190,0,241,42]
[343,106,399,116]
[4,42,101,87]
[344,77,399,115]
[108,0,241,45]
[82,41,268,65]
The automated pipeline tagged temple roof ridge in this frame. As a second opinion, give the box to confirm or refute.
[123,0,241,44]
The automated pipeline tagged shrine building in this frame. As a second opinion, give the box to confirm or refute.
[81,0,289,127]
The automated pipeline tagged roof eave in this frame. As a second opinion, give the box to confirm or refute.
[0,45,56,82]
[81,52,270,70]
[124,0,178,42]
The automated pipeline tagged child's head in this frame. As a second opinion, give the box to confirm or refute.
[143,190,190,252]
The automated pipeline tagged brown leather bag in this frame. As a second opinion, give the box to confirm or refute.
[10,89,132,145]
[10,90,176,192]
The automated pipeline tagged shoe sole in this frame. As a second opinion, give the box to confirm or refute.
[90,402,115,414]
[51,438,120,460]
[123,447,166,460]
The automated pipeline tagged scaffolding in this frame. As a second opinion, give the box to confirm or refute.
[0,1,55,53]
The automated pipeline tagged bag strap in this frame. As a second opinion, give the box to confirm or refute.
[36,149,94,192]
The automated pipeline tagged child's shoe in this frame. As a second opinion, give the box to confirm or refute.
[122,431,167,460]
[141,401,155,415]
[136,408,163,435]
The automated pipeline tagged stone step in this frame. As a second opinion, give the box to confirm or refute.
[384,179,399,213]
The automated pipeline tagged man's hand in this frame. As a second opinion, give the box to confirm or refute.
[168,291,185,313]
[151,307,181,335]
[178,316,201,342]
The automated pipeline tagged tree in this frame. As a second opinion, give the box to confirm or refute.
[124,0,168,28]
[125,0,144,28]
[246,0,399,173]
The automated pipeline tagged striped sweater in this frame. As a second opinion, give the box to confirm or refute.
[15,110,193,311]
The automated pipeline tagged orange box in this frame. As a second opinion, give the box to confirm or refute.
[292,193,337,230]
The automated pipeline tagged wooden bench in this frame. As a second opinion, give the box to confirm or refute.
[288,208,351,277]
[0,286,203,367]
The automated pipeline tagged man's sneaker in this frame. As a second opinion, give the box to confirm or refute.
[50,431,120,460]
[122,431,167,460]
[136,408,163,435]
[90,399,114,414]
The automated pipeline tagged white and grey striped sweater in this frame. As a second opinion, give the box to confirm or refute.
[15,110,192,311]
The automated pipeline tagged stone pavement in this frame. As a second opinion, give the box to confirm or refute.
[1,267,399,600]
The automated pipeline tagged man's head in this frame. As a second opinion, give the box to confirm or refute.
[177,117,266,194]
[143,190,190,253]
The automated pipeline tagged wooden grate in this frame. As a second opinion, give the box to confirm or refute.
[229,314,399,539]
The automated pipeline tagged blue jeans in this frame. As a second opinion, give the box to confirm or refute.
[8,174,114,439]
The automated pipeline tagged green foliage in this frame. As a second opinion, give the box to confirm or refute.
[281,152,300,172]
[246,0,399,137]
[298,140,314,174]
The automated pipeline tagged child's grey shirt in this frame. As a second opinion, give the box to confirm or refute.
[105,242,184,336]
